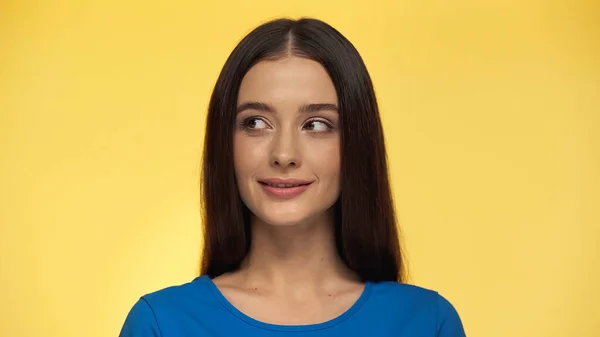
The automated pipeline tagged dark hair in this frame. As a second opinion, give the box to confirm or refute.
[200,18,406,283]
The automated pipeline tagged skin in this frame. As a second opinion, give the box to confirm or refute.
[212,56,364,325]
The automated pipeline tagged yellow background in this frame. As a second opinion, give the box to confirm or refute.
[1,0,599,336]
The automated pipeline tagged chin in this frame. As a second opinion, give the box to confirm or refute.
[251,203,335,228]
[255,210,312,227]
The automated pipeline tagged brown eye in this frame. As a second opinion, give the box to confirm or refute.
[242,117,269,130]
[304,119,333,132]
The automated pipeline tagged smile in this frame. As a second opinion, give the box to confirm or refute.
[262,183,306,188]
[258,179,313,198]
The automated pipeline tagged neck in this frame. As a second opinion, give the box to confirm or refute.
[239,211,356,290]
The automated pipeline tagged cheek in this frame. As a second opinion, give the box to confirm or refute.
[233,134,266,178]
[305,138,340,179]
[233,134,245,174]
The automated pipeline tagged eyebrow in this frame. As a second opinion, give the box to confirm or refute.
[299,103,338,113]
[236,102,338,114]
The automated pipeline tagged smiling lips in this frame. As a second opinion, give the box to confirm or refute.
[258,178,313,198]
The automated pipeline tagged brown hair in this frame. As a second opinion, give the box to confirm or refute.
[200,18,407,283]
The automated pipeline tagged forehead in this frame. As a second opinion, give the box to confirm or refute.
[238,57,338,105]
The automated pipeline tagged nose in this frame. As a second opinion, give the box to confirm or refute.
[270,129,300,168]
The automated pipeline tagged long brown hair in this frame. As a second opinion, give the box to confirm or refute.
[200,18,407,283]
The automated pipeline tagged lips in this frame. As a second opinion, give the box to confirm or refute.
[258,178,312,186]
[261,182,309,188]
[258,178,313,198]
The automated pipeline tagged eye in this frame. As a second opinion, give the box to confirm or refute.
[303,119,333,132]
[241,117,270,130]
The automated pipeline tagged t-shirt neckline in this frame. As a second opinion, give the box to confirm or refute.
[198,275,373,332]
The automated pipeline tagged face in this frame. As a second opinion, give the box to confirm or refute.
[234,56,340,227]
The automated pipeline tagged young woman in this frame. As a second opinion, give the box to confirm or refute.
[119,18,466,337]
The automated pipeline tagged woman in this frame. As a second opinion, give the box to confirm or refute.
[120,18,466,337]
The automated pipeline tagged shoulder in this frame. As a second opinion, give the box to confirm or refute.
[367,281,466,336]
[119,276,215,337]
[141,275,213,308]
[368,280,445,311]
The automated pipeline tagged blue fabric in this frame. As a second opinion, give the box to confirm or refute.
[119,275,466,336]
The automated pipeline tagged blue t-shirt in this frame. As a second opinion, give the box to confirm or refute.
[119,275,466,336]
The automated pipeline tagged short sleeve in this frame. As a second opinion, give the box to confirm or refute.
[119,298,162,337]
[436,294,466,337]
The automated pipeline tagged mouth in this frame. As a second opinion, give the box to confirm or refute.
[257,179,313,198]
[258,182,311,188]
